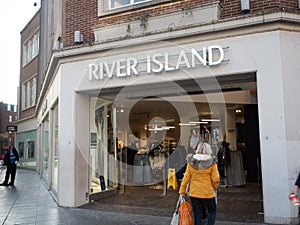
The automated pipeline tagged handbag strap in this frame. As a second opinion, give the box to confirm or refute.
[175,195,184,212]
[186,182,190,193]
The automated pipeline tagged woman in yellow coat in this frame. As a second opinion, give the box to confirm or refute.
[179,142,220,225]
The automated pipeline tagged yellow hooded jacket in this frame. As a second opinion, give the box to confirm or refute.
[179,153,220,199]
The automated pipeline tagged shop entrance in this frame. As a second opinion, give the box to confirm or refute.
[88,73,263,221]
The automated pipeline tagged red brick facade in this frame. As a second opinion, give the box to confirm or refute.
[220,0,299,18]
[0,103,16,133]
[63,0,98,47]
[0,102,17,145]
[62,0,299,47]
[19,11,40,120]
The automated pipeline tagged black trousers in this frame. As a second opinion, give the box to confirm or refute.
[4,164,17,184]
[190,197,217,225]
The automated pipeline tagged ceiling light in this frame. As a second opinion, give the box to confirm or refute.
[148,128,164,131]
[189,121,208,124]
[201,119,220,122]
[179,123,198,126]
[162,126,175,130]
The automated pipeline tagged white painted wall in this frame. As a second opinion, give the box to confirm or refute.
[73,93,90,207]
[16,117,37,132]
[45,29,300,223]
[280,31,300,224]
[57,65,89,207]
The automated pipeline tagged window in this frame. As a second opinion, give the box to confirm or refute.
[9,115,12,123]
[23,31,39,65]
[29,80,33,106]
[99,0,165,16]
[24,84,28,108]
[22,77,37,110]
[27,141,35,158]
[7,104,11,111]
[19,142,24,158]
[110,0,149,9]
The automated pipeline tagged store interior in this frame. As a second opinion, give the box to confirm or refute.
[88,73,262,212]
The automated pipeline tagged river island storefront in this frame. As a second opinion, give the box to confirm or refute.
[36,21,300,224]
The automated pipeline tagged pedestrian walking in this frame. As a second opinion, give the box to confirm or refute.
[179,142,220,225]
[0,143,19,186]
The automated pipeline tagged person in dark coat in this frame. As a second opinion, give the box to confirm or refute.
[0,143,19,186]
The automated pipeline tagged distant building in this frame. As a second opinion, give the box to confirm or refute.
[14,10,40,170]
[0,102,17,147]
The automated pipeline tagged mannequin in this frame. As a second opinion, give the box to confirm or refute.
[188,128,200,154]
[217,141,231,185]
[200,124,210,143]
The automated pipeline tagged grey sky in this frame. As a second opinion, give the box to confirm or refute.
[0,0,39,105]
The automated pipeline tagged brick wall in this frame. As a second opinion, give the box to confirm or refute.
[62,0,300,47]
[95,0,214,25]
[19,108,35,119]
[220,0,299,19]
[63,0,98,47]
[0,103,17,133]
[20,10,40,80]
[62,0,215,47]
[19,11,40,120]
[18,55,38,120]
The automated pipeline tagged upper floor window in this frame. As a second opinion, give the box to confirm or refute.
[110,0,149,9]
[23,31,39,66]
[22,77,37,110]
[9,115,12,123]
[99,0,166,16]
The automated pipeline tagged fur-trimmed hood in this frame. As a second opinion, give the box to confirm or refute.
[187,153,216,170]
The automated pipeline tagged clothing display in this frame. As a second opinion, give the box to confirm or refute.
[200,124,210,143]
[189,134,200,154]
[133,153,152,184]
[149,144,166,180]
[149,144,165,168]
[217,141,231,180]
[226,150,246,186]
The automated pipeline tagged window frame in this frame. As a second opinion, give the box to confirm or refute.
[22,76,37,110]
[109,0,149,10]
[98,0,172,17]
[23,30,40,66]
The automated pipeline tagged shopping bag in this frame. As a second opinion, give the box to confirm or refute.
[178,195,194,225]
[170,195,181,225]
[170,211,179,225]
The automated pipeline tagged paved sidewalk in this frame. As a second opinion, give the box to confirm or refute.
[0,169,274,225]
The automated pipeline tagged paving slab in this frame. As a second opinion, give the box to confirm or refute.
[0,169,290,225]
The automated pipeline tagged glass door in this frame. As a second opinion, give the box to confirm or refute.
[42,114,49,183]
[90,98,117,194]
[51,103,59,194]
